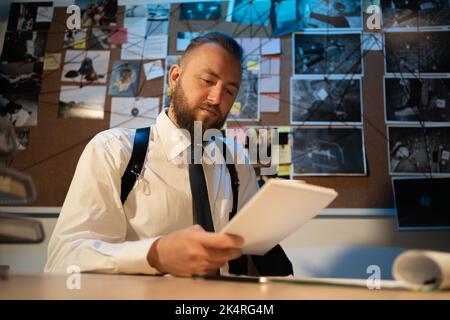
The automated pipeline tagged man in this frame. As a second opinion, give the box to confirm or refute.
[45,32,291,277]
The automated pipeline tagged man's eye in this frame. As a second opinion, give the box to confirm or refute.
[226,89,234,95]
[202,79,213,84]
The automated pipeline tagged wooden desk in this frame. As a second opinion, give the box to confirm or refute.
[0,273,449,300]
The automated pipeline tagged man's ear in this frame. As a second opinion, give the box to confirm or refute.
[168,64,181,89]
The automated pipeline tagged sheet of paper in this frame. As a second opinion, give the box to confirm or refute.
[260,93,280,113]
[260,75,280,93]
[241,37,261,56]
[220,179,338,254]
[36,6,54,22]
[122,35,168,60]
[124,17,147,38]
[110,97,159,129]
[144,60,164,80]
[261,38,281,55]
[261,56,280,75]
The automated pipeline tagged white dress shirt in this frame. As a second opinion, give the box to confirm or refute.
[45,110,258,274]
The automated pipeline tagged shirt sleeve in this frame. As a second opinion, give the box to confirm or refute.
[44,130,160,275]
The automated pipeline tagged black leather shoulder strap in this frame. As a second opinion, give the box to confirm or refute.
[120,126,151,205]
[221,139,239,218]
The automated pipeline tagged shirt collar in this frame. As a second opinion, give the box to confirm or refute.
[154,109,220,164]
[155,109,191,161]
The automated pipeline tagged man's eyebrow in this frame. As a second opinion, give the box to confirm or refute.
[203,69,239,89]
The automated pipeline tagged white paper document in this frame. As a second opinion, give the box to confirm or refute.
[144,60,164,80]
[220,179,338,255]
[110,97,159,129]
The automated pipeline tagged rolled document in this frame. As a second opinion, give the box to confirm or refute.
[393,250,450,291]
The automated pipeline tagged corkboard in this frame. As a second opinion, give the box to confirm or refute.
[10,4,393,209]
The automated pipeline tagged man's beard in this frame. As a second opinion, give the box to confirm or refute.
[170,82,228,137]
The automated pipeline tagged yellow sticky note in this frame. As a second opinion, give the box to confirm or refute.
[247,60,260,71]
[278,126,291,134]
[230,102,241,116]
[43,53,61,71]
[74,39,86,49]
[277,164,291,177]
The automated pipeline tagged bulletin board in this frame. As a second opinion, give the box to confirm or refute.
[5,2,401,209]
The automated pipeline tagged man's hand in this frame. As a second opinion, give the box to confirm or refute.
[147,225,243,277]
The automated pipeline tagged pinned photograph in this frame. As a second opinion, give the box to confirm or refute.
[385,76,450,124]
[291,76,362,124]
[293,32,362,75]
[180,2,222,20]
[388,126,450,175]
[382,0,450,30]
[230,56,260,121]
[63,29,87,49]
[147,3,170,36]
[0,93,38,127]
[227,0,270,26]
[89,28,113,49]
[75,0,118,28]
[0,62,42,96]
[62,50,110,84]
[108,61,141,97]
[271,0,362,36]
[110,97,159,128]
[177,31,208,51]
[7,2,53,32]
[385,31,450,74]
[144,60,164,81]
[15,128,30,151]
[1,31,47,64]
[58,86,106,120]
[292,127,367,175]
[147,3,170,20]
[125,5,147,18]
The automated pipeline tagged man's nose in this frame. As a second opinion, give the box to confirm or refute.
[207,84,224,105]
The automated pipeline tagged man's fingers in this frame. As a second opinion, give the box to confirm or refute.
[207,248,243,262]
[196,232,244,249]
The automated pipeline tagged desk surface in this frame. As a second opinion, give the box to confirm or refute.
[1,273,449,300]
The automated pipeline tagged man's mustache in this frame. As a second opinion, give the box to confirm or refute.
[197,103,221,117]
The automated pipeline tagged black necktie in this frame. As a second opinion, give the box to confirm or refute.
[188,147,215,232]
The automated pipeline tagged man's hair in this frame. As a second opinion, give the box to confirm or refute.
[181,32,244,67]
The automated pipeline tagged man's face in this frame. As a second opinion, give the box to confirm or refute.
[168,43,242,134]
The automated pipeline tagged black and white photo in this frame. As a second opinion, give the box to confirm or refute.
[382,0,450,30]
[230,56,260,121]
[292,127,366,175]
[271,0,362,36]
[293,32,362,75]
[75,0,118,28]
[6,2,53,32]
[58,85,106,120]
[0,62,42,96]
[385,77,450,123]
[385,31,450,74]
[388,126,450,175]
[62,50,110,84]
[1,31,47,64]
[291,76,362,124]
[0,93,38,127]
